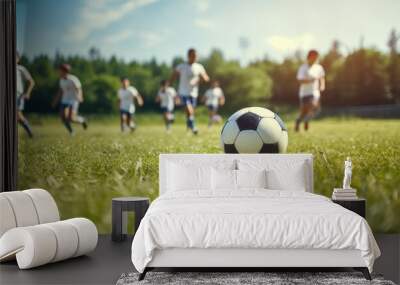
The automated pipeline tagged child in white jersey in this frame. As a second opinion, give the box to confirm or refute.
[16,52,35,138]
[295,50,325,132]
[155,80,179,132]
[169,48,209,134]
[202,80,225,127]
[52,64,88,135]
[117,78,144,132]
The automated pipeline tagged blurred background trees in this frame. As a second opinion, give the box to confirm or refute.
[20,30,399,114]
[387,29,400,103]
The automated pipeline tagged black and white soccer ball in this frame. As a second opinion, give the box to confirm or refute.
[221,107,288,153]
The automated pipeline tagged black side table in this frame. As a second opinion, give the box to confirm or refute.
[332,198,366,218]
[112,197,150,242]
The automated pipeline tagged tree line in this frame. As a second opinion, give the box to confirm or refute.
[20,31,400,114]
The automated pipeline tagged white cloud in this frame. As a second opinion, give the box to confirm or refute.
[194,18,214,29]
[102,30,133,45]
[266,34,316,53]
[137,30,166,47]
[65,0,157,42]
[193,0,209,12]
[101,28,168,48]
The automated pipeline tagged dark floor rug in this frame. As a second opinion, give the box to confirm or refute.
[116,272,396,285]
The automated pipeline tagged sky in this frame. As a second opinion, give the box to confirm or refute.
[17,0,400,64]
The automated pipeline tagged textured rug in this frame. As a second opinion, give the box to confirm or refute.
[116,271,396,285]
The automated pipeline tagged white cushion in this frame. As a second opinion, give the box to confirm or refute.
[167,163,212,191]
[0,226,57,269]
[212,168,236,190]
[64,218,98,257]
[0,218,97,269]
[0,189,97,269]
[160,156,239,195]
[236,169,267,189]
[166,159,236,170]
[0,191,39,227]
[266,167,306,191]
[23,189,59,223]
[237,159,307,191]
[166,159,235,192]
[0,196,17,237]
[0,189,60,238]
[42,221,79,262]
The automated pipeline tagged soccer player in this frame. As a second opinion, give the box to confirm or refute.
[16,52,35,138]
[295,50,325,132]
[53,64,88,135]
[170,48,209,134]
[155,80,179,132]
[202,80,225,127]
[117,77,144,132]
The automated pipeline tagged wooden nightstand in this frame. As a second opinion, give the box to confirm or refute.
[332,198,366,218]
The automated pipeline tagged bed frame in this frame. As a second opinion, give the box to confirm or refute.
[139,154,371,280]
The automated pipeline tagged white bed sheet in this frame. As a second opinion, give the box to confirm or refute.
[131,190,380,273]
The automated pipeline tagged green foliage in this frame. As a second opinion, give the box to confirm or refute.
[22,55,59,113]
[333,49,388,105]
[387,53,400,103]
[257,37,399,107]
[18,116,400,234]
[21,36,399,115]
[218,65,272,111]
[268,58,301,105]
[82,75,121,113]
[202,50,273,112]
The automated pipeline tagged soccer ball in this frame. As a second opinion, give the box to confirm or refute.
[220,107,288,153]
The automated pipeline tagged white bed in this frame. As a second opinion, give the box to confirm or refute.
[131,154,380,280]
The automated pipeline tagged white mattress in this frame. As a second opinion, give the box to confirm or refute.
[131,190,380,273]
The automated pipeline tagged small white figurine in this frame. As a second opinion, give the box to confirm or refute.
[343,157,352,189]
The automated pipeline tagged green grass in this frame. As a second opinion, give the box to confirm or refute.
[18,113,400,233]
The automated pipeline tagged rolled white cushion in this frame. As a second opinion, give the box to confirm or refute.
[63,218,98,257]
[23,189,60,223]
[42,221,79,262]
[0,219,97,269]
[0,226,57,269]
[0,196,17,237]
[0,191,39,227]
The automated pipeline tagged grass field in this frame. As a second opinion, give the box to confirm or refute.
[18,112,400,233]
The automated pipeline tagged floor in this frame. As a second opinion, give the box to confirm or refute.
[1,234,399,285]
[0,235,134,285]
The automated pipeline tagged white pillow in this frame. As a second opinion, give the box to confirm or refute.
[265,165,306,191]
[167,163,212,191]
[167,159,236,171]
[236,169,267,189]
[237,159,308,191]
[212,168,237,190]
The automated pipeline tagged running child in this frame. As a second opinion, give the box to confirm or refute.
[155,80,179,132]
[170,48,209,135]
[117,77,144,132]
[53,64,88,135]
[16,52,35,138]
[202,80,225,127]
[295,50,325,132]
